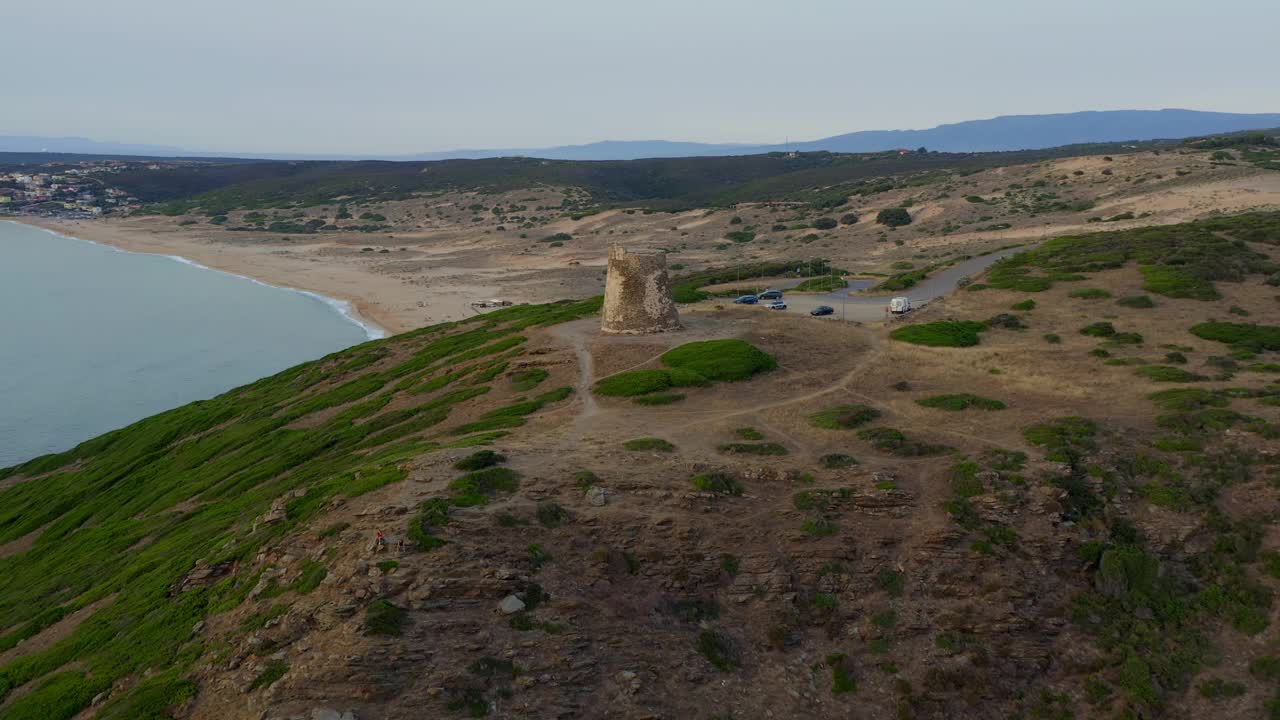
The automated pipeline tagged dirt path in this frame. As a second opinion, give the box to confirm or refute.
[546,321,601,439]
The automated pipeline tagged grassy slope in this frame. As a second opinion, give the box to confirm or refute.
[0,298,599,719]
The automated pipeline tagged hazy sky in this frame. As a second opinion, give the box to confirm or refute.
[8,0,1278,154]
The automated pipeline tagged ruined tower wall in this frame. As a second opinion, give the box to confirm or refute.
[600,246,682,334]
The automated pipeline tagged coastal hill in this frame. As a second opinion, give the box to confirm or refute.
[5,109,1280,161]
[0,209,1279,718]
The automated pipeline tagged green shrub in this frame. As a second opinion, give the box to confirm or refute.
[1139,265,1219,300]
[594,369,688,397]
[1135,366,1207,383]
[812,217,838,230]
[1070,288,1112,299]
[814,593,840,611]
[364,600,408,636]
[877,208,912,227]
[809,404,880,429]
[536,502,569,528]
[660,339,777,381]
[591,366,706,394]
[1023,416,1098,466]
[791,275,847,292]
[318,522,350,539]
[1190,321,1280,352]
[632,393,685,406]
[719,442,788,455]
[875,567,905,596]
[691,472,743,495]
[1043,333,1061,344]
[1148,388,1228,411]
[890,321,988,347]
[448,467,520,506]
[454,449,506,471]
[1251,656,1280,682]
[291,559,327,594]
[802,518,838,536]
[950,460,985,498]
[624,437,675,452]
[94,673,196,720]
[249,661,289,691]
[827,654,857,694]
[821,453,859,468]
[510,368,549,391]
[858,427,951,456]
[725,230,756,243]
[839,213,859,225]
[917,394,1006,411]
[1106,332,1145,346]
[1080,322,1116,337]
[1011,299,1037,311]
[1197,677,1246,700]
[734,427,764,440]
[697,629,740,671]
[1117,295,1155,308]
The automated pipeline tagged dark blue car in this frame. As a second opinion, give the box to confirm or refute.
[733,295,758,304]
[810,305,835,316]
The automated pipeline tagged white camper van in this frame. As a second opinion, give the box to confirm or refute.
[889,297,912,314]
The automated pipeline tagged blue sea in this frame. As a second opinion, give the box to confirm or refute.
[0,220,382,468]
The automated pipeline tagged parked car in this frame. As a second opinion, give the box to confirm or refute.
[733,295,758,305]
[810,305,835,316]
[889,296,912,314]
[766,300,787,310]
[759,289,784,300]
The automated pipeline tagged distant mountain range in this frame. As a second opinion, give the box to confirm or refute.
[5,109,1280,162]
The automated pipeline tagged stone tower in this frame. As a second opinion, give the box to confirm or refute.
[601,245,682,334]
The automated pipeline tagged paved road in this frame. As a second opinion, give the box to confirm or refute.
[744,246,1026,323]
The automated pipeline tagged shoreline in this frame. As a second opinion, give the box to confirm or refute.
[8,216,401,337]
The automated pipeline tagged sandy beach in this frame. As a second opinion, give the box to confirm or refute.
[14,216,467,335]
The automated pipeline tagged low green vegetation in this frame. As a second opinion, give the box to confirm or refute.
[0,298,602,719]
[632,392,685,406]
[916,394,1006,411]
[593,368,707,397]
[1135,366,1207,383]
[821,453,859,468]
[454,449,505,471]
[876,265,934,291]
[449,467,520,506]
[249,660,289,691]
[594,339,776,400]
[877,207,912,227]
[1190,321,1280,353]
[1117,295,1155,308]
[510,368,549,391]
[1069,288,1112,299]
[624,437,675,452]
[890,321,988,347]
[691,472,744,495]
[792,275,847,292]
[718,442,788,456]
[809,404,880,429]
[364,600,409,636]
[858,427,952,456]
[1080,322,1116,337]
[1011,299,1037,311]
[980,211,1279,298]
[660,339,778,381]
